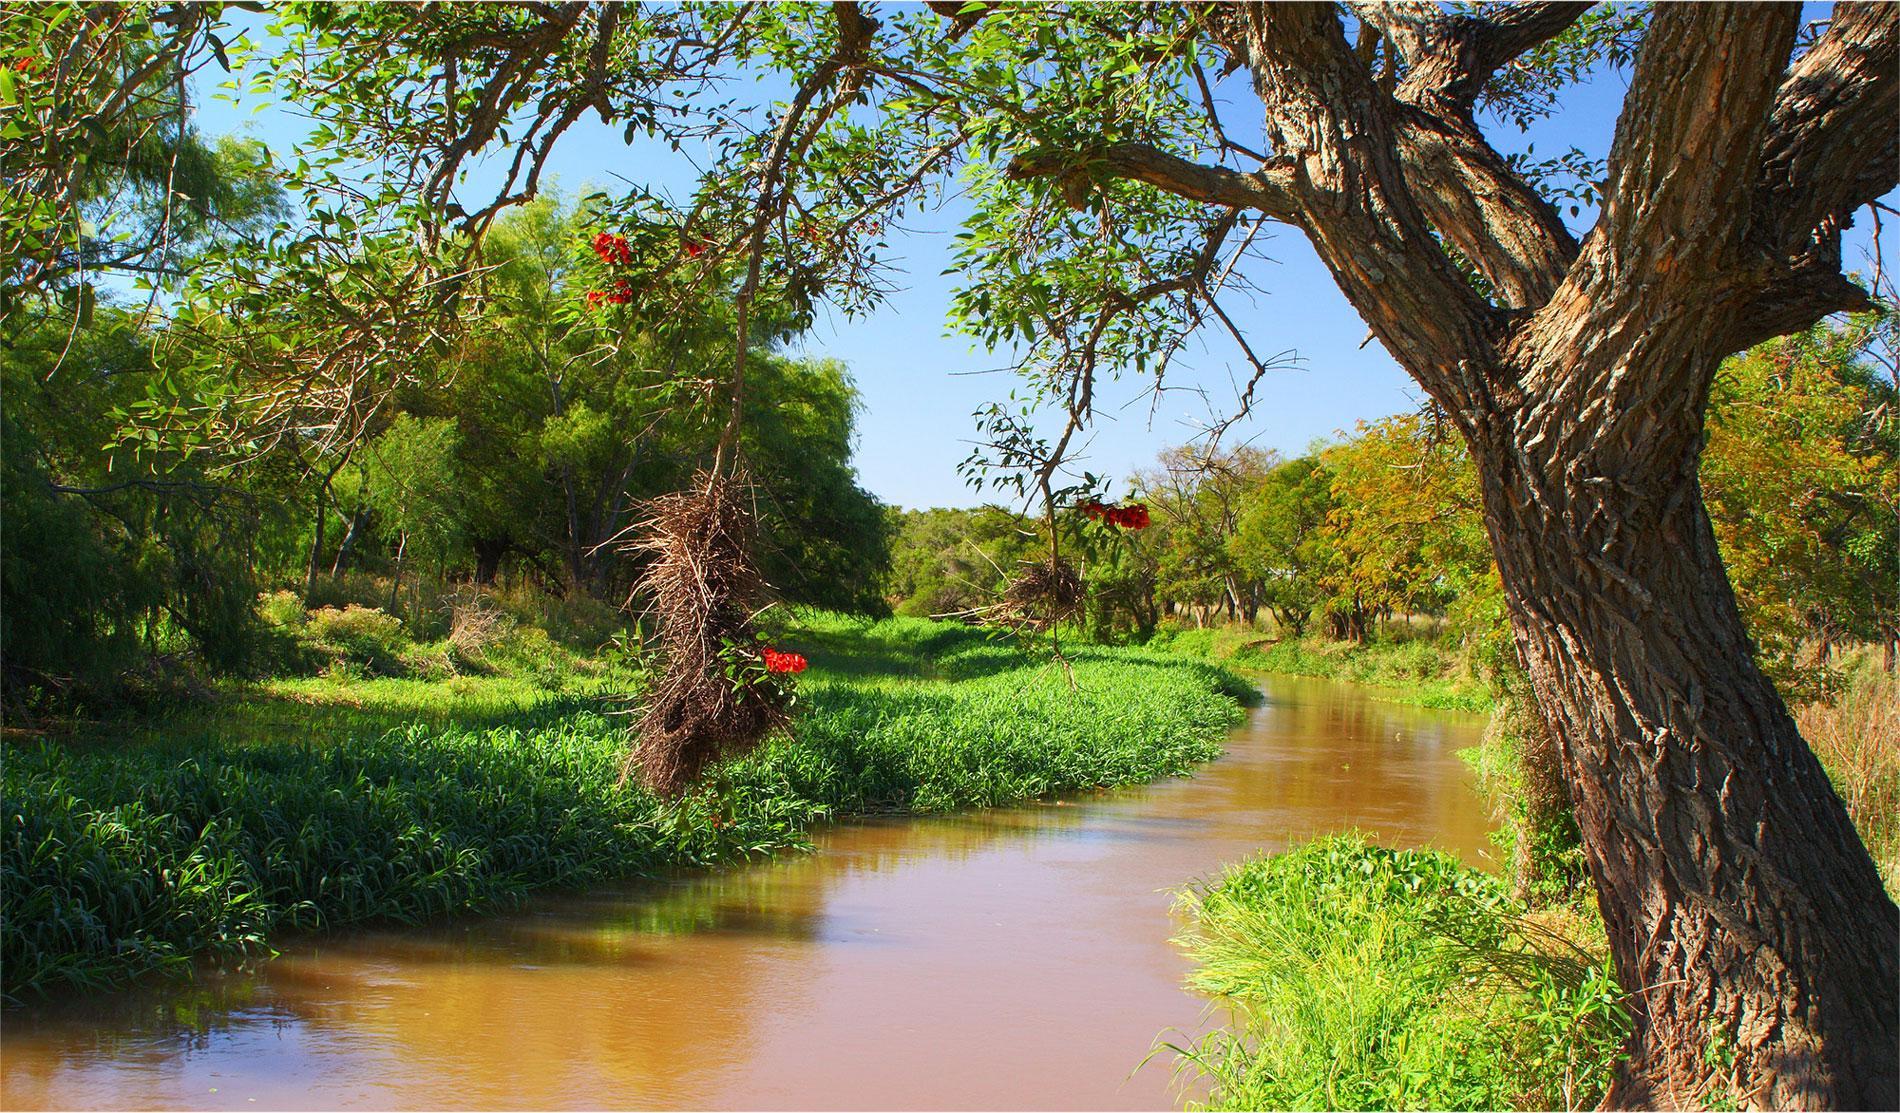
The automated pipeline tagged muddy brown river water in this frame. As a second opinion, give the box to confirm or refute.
[0,675,1494,1111]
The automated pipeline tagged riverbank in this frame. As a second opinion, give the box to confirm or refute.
[1,613,1248,1002]
[1141,626,1492,712]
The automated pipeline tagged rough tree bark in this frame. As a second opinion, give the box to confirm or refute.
[1011,2,1898,1105]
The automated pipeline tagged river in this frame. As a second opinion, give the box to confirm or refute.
[0,675,1494,1110]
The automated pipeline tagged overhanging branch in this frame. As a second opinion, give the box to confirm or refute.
[1004,142,1299,220]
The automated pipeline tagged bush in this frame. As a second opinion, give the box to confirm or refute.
[485,580,627,651]
[443,587,517,664]
[1174,834,1628,1111]
[297,605,413,676]
[302,571,390,614]
[257,589,308,631]
[1462,672,1587,908]
[1146,625,1492,713]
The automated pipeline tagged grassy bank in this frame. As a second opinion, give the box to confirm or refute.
[1172,835,1628,1112]
[2,613,1248,1002]
[1142,626,1492,713]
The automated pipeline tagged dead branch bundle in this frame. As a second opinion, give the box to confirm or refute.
[998,558,1087,629]
[623,471,788,795]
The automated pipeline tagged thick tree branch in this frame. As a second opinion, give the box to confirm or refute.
[1214,4,1502,413]
[1461,2,1598,105]
[1344,2,1587,307]
[1711,3,1898,353]
[1004,142,1299,219]
[1754,2,1899,263]
[1393,108,1578,307]
[1534,5,1800,353]
[1353,1,1594,111]
[923,0,988,40]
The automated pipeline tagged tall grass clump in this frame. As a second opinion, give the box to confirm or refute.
[1172,834,1628,1112]
[1461,674,1587,908]
[1797,659,1899,893]
[3,614,1246,1001]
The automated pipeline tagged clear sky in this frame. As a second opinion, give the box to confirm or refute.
[181,3,1885,512]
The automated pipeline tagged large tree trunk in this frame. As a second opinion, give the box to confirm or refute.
[1227,6,1900,1103]
[472,535,507,586]
[1005,0,1898,1103]
[1467,347,1898,1105]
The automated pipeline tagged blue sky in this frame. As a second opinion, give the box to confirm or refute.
[182,4,1886,512]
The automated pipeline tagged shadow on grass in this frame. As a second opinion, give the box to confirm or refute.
[22,682,608,758]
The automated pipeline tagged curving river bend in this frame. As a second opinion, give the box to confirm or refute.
[0,675,1493,1111]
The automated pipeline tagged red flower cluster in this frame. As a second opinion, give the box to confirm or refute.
[762,646,808,674]
[683,237,708,259]
[1080,500,1152,530]
[592,232,633,265]
[585,278,635,309]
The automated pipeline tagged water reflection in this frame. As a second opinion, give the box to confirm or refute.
[1,675,1494,1111]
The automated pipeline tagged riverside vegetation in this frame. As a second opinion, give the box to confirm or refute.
[1,607,1247,1002]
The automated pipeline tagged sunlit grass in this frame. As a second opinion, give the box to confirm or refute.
[1798,655,1900,894]
[1171,834,1628,1112]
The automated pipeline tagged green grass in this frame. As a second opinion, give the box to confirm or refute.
[1144,626,1494,713]
[2,613,1246,1001]
[1171,834,1628,1112]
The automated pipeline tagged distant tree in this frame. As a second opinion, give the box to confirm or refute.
[1,310,282,703]
[886,506,1038,618]
[1702,315,1900,679]
[1134,446,1272,625]
[1231,455,1335,637]
[1318,413,1492,640]
[362,415,464,610]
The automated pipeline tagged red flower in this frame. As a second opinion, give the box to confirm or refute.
[584,289,606,308]
[592,232,632,265]
[1088,501,1151,530]
[683,237,708,259]
[606,278,634,305]
[762,647,808,674]
[12,56,35,73]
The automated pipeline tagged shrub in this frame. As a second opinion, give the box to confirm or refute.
[443,587,517,664]
[297,605,414,676]
[302,571,389,613]
[257,590,308,631]
[1463,672,1587,908]
[1146,625,1492,713]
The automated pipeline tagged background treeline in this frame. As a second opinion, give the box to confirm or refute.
[888,313,1898,694]
[7,147,1892,724]
[3,194,892,713]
